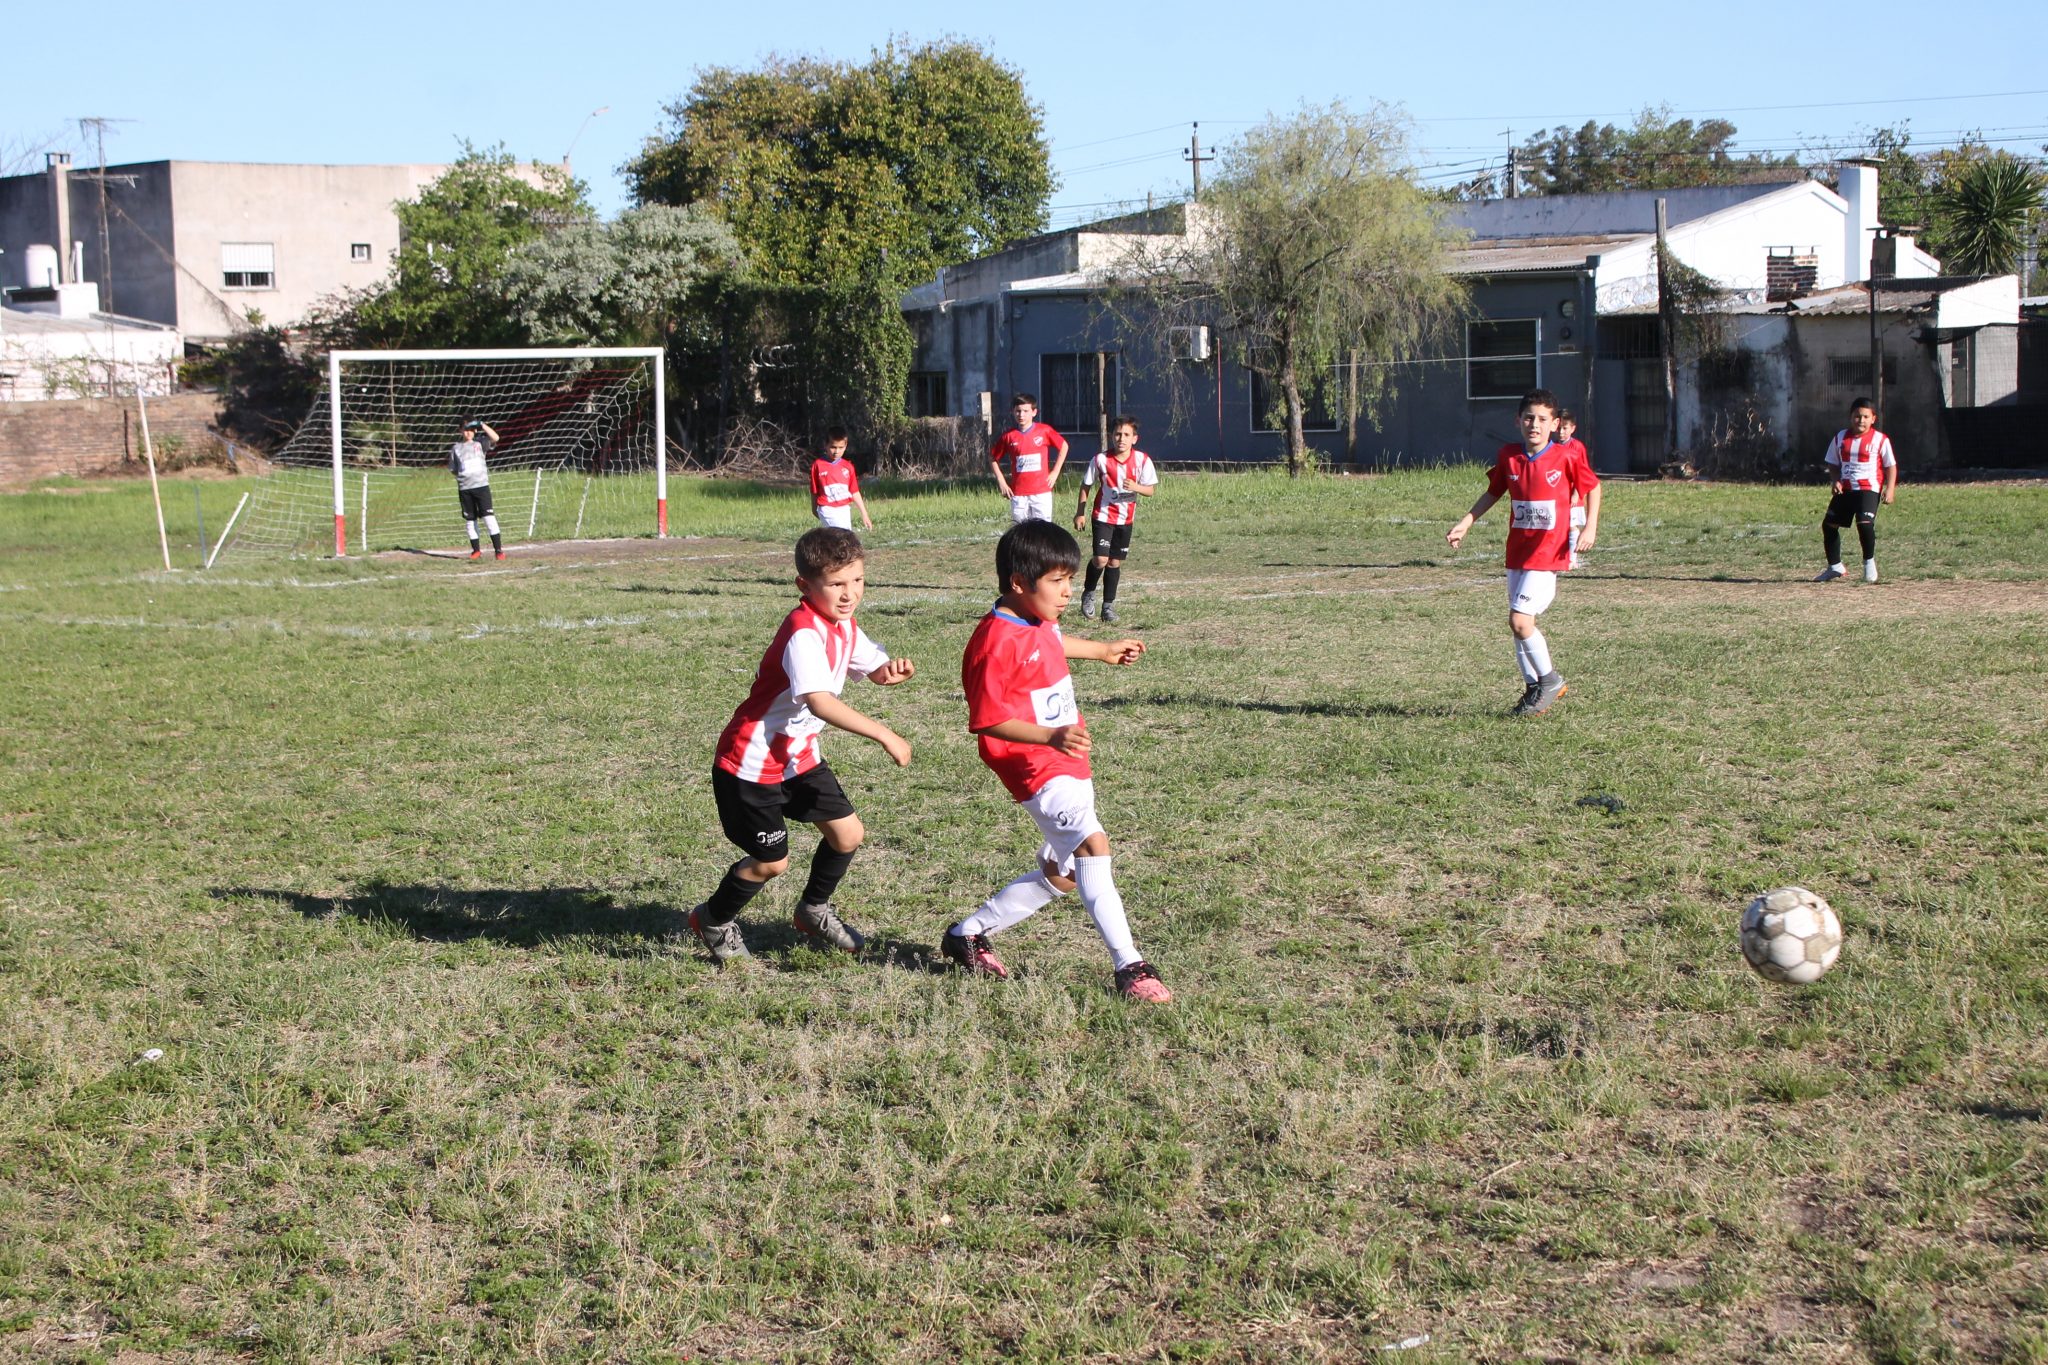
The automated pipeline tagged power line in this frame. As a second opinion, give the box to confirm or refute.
[1413,88,2048,126]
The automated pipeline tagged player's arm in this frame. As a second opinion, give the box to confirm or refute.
[989,456,1012,498]
[1073,459,1095,526]
[800,690,910,766]
[1064,635,1144,665]
[1047,435,1069,487]
[1881,449,1898,504]
[478,422,499,443]
[1446,491,1501,548]
[865,656,913,685]
[852,490,874,529]
[974,717,1090,757]
[1577,482,1602,552]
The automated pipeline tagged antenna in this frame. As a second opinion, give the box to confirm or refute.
[77,116,136,311]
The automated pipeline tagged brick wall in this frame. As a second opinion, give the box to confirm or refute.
[0,393,227,485]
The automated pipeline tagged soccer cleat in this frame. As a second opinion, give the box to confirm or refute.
[1511,680,1541,716]
[1863,559,1878,583]
[1115,960,1173,1003]
[1813,565,1845,582]
[793,901,864,954]
[495,550,507,561]
[940,930,1008,979]
[468,549,482,561]
[1080,591,1097,618]
[1101,604,1118,624]
[687,904,751,965]
[1526,671,1568,715]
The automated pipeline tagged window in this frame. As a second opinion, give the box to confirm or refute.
[1468,319,1539,399]
[222,242,275,290]
[1249,366,1339,432]
[906,371,949,418]
[350,243,372,263]
[1038,353,1119,433]
[1828,356,1897,388]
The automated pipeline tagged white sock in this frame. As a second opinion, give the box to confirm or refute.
[482,513,502,537]
[465,518,479,542]
[954,871,1059,938]
[1514,638,1539,684]
[1074,856,1141,970]
[1523,629,1554,679]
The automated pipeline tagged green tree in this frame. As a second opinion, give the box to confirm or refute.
[1515,107,1801,195]
[1106,103,1467,475]
[501,204,744,347]
[1932,155,2045,276]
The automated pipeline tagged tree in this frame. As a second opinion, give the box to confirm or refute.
[1514,107,1800,196]
[1932,156,2045,277]
[501,204,744,347]
[1106,103,1466,476]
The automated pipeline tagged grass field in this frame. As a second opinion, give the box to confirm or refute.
[2,468,2045,1363]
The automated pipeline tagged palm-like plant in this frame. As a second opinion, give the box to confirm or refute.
[1934,157,2047,276]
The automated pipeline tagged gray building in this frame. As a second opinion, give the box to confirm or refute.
[0,155,447,341]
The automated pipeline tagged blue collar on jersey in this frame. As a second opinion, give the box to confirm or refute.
[1519,437,1558,461]
[990,603,1041,627]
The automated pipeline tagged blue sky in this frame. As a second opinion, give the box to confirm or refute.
[7,0,2042,229]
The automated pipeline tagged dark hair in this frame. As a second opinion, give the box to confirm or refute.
[796,526,865,580]
[1848,397,1875,415]
[1555,407,1577,424]
[1111,414,1138,434]
[1011,392,1037,408]
[822,425,850,445]
[1519,389,1560,417]
[996,519,1080,593]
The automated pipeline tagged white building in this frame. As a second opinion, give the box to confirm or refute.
[0,268,180,402]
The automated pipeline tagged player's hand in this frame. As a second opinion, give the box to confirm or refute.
[879,731,912,767]
[1445,522,1468,549]
[996,484,1012,499]
[861,516,874,530]
[1882,490,1894,505]
[1576,527,1597,552]
[872,658,915,686]
[1104,638,1144,665]
[1048,723,1091,757]
[1072,513,1086,530]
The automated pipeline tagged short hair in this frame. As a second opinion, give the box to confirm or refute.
[1519,389,1560,416]
[1011,392,1037,408]
[996,519,1080,593]
[822,425,850,445]
[1555,407,1577,424]
[1111,414,1138,434]
[795,526,865,580]
[1848,397,1875,415]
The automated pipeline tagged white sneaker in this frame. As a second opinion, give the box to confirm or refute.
[1863,559,1879,583]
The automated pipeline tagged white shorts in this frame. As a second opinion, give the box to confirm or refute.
[1010,492,1054,524]
[815,504,853,530]
[1569,505,1587,530]
[1021,774,1105,878]
[1507,569,1558,616]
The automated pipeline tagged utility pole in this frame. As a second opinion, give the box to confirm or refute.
[1184,123,1214,200]
[77,116,135,313]
[1655,198,1678,460]
[1501,128,1517,199]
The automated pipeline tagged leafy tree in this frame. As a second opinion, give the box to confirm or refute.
[1933,156,2047,276]
[1106,103,1467,475]
[501,203,744,347]
[1514,106,1801,196]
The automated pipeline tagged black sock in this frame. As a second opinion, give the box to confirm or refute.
[1102,566,1121,604]
[1823,524,1842,565]
[469,538,480,551]
[490,532,503,552]
[1084,560,1103,594]
[703,860,768,924]
[1857,520,1876,560]
[801,844,857,908]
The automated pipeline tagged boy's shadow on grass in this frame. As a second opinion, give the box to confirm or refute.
[1094,691,1442,720]
[216,882,683,957]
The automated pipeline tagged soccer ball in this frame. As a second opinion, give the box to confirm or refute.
[1740,886,1844,985]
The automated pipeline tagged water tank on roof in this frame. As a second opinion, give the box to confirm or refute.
[24,244,59,289]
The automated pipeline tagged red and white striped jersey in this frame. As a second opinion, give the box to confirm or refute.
[1825,429,1895,492]
[715,600,889,784]
[809,456,859,509]
[962,604,1090,802]
[1082,450,1157,525]
[991,423,1068,496]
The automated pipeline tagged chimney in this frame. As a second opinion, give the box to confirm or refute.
[47,152,74,285]
[1840,158,1879,286]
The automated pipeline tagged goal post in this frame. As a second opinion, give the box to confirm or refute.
[221,346,667,562]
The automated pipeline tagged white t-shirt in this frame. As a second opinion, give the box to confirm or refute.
[449,436,495,491]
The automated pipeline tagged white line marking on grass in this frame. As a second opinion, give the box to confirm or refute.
[8,607,708,643]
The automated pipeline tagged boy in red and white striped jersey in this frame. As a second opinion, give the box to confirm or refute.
[1073,415,1159,624]
[1814,398,1897,584]
[685,528,916,964]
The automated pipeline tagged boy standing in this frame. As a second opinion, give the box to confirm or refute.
[1445,388,1602,717]
[687,527,916,964]
[1556,409,1590,571]
[1814,398,1897,584]
[449,418,504,560]
[809,426,873,532]
[942,520,1172,1002]
[989,392,1068,524]
[1072,415,1158,624]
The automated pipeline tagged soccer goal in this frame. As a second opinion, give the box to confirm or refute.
[215,348,666,560]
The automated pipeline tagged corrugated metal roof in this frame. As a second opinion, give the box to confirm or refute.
[1446,234,1641,276]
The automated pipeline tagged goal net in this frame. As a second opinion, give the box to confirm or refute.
[216,348,666,560]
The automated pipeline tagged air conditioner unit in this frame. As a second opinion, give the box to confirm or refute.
[1169,325,1211,362]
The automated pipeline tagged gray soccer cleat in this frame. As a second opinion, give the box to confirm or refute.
[1511,680,1542,716]
[1813,565,1846,582]
[793,901,865,954]
[1526,671,1568,715]
[1080,591,1097,618]
[687,903,751,965]
[1101,603,1118,623]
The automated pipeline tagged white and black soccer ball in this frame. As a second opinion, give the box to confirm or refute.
[1740,886,1844,985]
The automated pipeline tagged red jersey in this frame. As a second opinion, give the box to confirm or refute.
[1825,429,1895,492]
[809,456,859,509]
[1485,440,1600,572]
[991,423,1068,496]
[1082,450,1157,526]
[1559,438,1589,507]
[962,604,1089,802]
[715,600,889,784]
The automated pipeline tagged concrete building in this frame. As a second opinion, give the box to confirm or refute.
[0,257,180,402]
[0,154,446,341]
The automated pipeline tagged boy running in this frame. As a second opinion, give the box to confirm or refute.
[1073,415,1158,624]
[686,528,915,964]
[942,520,1172,1002]
[809,425,873,532]
[449,417,503,560]
[1445,388,1602,717]
[1814,398,1897,584]
[1556,408,1590,570]
[990,392,1068,523]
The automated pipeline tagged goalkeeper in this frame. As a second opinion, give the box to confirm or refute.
[449,417,504,561]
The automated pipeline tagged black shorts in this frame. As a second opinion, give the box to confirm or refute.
[711,761,855,861]
[1825,489,1880,525]
[1090,520,1135,560]
[459,486,495,520]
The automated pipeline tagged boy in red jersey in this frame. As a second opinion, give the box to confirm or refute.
[1072,414,1158,624]
[943,519,1172,1002]
[990,392,1069,524]
[1813,398,1897,584]
[1556,409,1590,570]
[686,527,915,965]
[809,426,872,532]
[1445,388,1602,716]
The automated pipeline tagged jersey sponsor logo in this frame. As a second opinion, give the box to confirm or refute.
[1510,500,1558,530]
[1031,677,1078,727]
[1014,453,1042,473]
